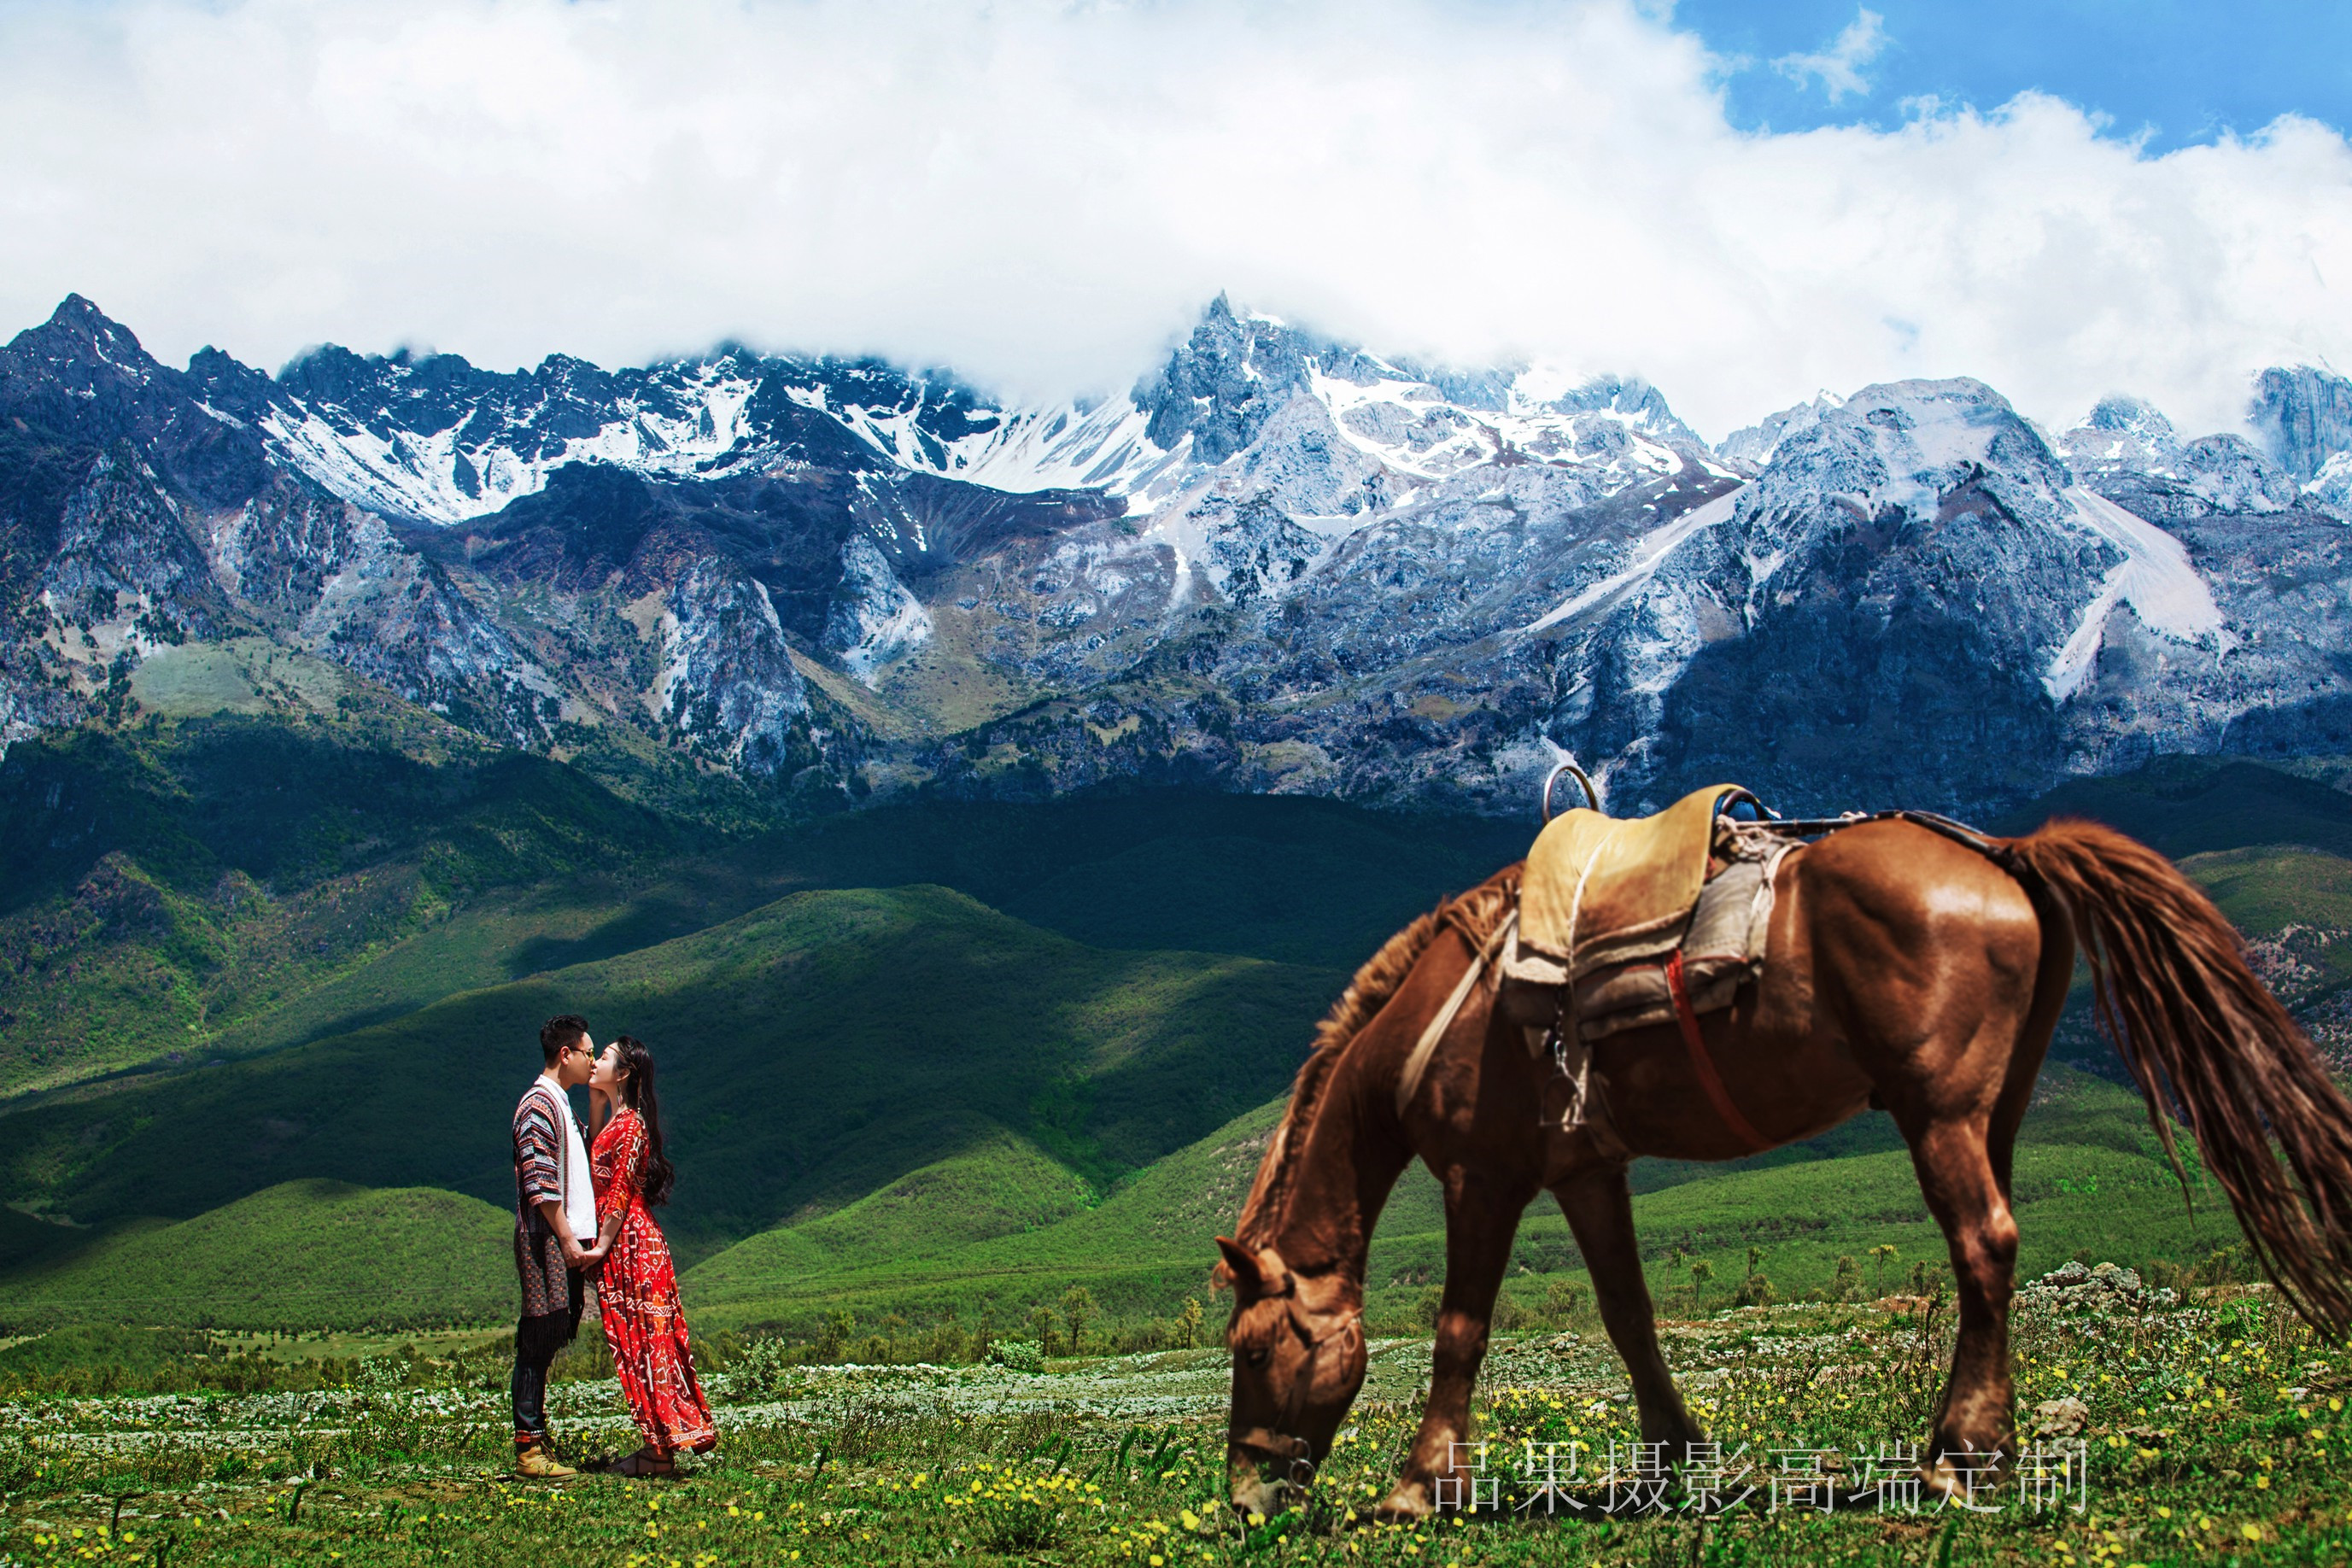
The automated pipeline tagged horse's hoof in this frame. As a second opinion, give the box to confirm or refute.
[1373,1485,1432,1524]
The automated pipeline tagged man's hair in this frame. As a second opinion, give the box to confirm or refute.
[539,1014,590,1068]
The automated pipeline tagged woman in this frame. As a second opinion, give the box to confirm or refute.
[585,1034,717,1476]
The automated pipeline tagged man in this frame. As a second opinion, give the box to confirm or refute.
[512,1013,603,1478]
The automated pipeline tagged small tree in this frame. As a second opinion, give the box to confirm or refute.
[1026,1303,1059,1358]
[1689,1258,1714,1303]
[1062,1287,1098,1357]
[1175,1297,1206,1349]
[818,1309,854,1362]
[1491,1292,1524,1334]
[1833,1255,1863,1302]
[1746,1245,1765,1281]
[1544,1278,1586,1323]
[1869,1244,1899,1296]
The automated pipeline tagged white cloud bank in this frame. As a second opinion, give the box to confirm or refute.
[0,0,2345,442]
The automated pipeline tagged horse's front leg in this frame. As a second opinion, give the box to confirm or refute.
[1552,1162,1705,1454]
[1378,1173,1532,1522]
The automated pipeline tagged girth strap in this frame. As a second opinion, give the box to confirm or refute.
[1665,948,1769,1152]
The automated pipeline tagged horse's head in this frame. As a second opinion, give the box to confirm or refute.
[1217,1236,1366,1520]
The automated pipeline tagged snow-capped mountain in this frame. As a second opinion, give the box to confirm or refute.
[6,290,2352,818]
[210,293,1720,535]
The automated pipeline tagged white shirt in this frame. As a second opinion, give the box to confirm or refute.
[525,1077,599,1242]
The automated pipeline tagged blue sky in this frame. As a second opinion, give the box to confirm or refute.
[1676,1,2349,150]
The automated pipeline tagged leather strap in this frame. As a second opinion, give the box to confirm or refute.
[1665,949,1769,1152]
[1395,913,1515,1119]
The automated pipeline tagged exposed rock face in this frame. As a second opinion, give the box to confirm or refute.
[823,534,933,685]
[657,559,814,776]
[2250,366,2352,484]
[5,292,2352,821]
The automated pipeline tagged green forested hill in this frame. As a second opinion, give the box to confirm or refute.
[0,1180,512,1331]
[0,883,1343,1254]
[0,717,1523,1099]
[3,733,2348,1340]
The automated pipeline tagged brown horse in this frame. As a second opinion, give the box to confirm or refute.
[1217,816,2352,1520]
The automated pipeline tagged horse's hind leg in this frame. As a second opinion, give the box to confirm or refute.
[1553,1163,1704,1455]
[1900,1114,2021,1483]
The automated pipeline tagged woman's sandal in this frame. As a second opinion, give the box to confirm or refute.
[605,1451,676,1479]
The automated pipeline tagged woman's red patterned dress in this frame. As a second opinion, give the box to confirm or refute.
[590,1108,717,1456]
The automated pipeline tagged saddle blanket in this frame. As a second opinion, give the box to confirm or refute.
[1569,839,1791,1039]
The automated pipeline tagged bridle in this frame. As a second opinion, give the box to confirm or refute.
[1228,1284,1365,1481]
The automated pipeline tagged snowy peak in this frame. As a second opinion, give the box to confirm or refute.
[0,296,279,507]
[219,295,1724,529]
[2057,390,2313,518]
[1750,377,2069,527]
[1717,391,1843,469]
[2056,395,2184,475]
[9,295,167,387]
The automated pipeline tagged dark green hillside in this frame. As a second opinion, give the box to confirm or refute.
[684,1131,1096,1295]
[0,711,1528,1098]
[1991,754,2352,858]
[763,792,1529,968]
[0,717,694,1093]
[683,1099,1290,1331]
[0,1207,97,1273]
[0,886,1342,1255]
[0,1180,512,1331]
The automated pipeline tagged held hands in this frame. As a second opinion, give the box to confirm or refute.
[568,1226,618,1269]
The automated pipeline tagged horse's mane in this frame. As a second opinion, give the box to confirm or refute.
[1231,866,1522,1252]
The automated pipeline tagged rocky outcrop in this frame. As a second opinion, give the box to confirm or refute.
[656,559,814,777]
[2249,366,2352,484]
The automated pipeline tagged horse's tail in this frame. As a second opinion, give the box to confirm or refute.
[2005,816,2352,1333]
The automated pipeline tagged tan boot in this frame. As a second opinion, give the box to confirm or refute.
[514,1443,578,1480]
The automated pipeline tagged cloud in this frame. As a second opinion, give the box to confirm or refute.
[1773,9,1889,105]
[0,0,2344,445]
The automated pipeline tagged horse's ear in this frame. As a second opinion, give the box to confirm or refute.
[1215,1236,1260,1294]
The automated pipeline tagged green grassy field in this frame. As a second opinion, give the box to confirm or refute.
[0,740,2347,1560]
[0,1284,2342,1566]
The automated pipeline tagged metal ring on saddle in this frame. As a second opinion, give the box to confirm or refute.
[1540,759,1601,823]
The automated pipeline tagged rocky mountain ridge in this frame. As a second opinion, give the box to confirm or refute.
[5,292,2351,819]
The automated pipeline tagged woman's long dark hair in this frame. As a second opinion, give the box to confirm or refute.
[612,1035,676,1208]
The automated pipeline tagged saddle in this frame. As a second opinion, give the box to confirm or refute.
[1503,783,1791,1040]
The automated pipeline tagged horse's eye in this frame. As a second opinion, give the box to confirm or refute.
[1243,1343,1272,1369]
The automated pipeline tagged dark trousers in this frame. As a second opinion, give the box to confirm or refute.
[512,1270,584,1449]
